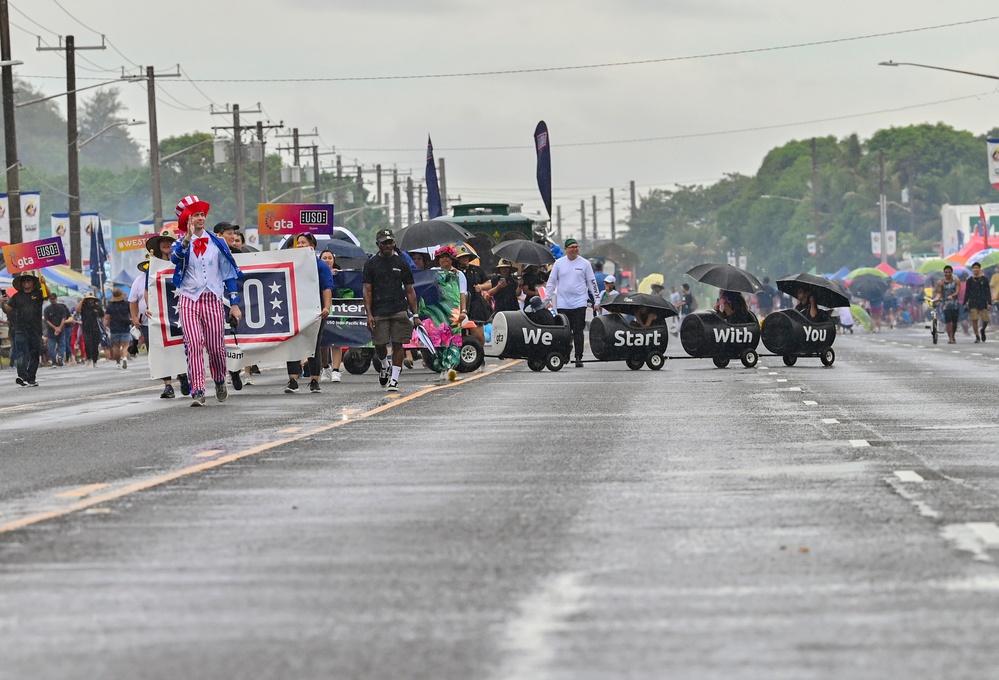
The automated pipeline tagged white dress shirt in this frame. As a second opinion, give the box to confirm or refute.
[177,234,225,302]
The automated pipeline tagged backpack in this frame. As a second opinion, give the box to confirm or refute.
[689,294,698,311]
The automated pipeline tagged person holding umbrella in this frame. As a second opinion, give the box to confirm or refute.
[544,238,600,367]
[715,290,754,325]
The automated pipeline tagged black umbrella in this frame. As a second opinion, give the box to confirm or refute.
[602,292,679,318]
[396,220,473,251]
[321,239,368,260]
[491,239,555,266]
[686,262,764,294]
[848,273,890,300]
[777,273,850,308]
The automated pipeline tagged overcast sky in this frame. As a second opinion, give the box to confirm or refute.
[6,0,999,229]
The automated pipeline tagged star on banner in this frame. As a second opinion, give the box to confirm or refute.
[270,298,283,310]
[269,281,282,295]
[271,313,285,325]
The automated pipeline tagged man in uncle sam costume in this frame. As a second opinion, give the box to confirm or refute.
[169,195,243,406]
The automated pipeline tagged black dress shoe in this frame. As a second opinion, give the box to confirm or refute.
[574,360,584,368]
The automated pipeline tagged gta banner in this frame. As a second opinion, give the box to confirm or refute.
[146,248,321,379]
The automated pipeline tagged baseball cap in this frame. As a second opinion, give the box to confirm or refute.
[376,228,395,243]
[213,221,240,234]
[604,275,616,284]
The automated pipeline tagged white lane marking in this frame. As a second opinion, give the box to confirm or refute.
[886,477,939,520]
[497,572,588,680]
[850,439,870,447]
[776,378,788,383]
[803,400,818,406]
[788,387,802,392]
[822,418,839,424]
[971,353,983,356]
[894,470,925,483]
[942,524,999,562]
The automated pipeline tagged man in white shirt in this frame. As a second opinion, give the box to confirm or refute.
[169,195,243,406]
[544,238,600,367]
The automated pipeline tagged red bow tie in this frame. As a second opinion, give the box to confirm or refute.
[193,237,209,257]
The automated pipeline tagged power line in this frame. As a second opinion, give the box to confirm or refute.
[134,16,999,83]
[177,64,221,108]
[46,0,143,68]
[334,90,998,152]
[8,4,59,38]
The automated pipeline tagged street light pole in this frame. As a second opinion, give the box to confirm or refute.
[878,60,999,81]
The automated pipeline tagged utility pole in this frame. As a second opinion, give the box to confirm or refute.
[392,168,401,229]
[376,164,382,208]
[418,182,424,221]
[609,188,616,241]
[556,205,562,242]
[406,176,414,225]
[211,104,261,229]
[439,157,448,215]
[356,166,365,231]
[0,0,22,243]
[274,126,316,204]
[879,149,887,265]
[591,195,597,241]
[579,200,585,244]
[334,153,342,224]
[313,145,321,203]
[132,65,179,231]
[37,35,105,272]
[629,180,636,221]
[811,137,820,269]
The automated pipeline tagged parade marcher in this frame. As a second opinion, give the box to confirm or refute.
[933,265,961,344]
[544,238,600,367]
[214,221,251,390]
[2,273,44,386]
[132,229,190,398]
[600,274,617,310]
[104,288,132,369]
[520,264,545,302]
[484,258,521,314]
[679,283,696,317]
[756,277,776,317]
[42,292,71,367]
[76,292,104,366]
[593,260,608,291]
[668,285,682,336]
[453,243,488,345]
[319,249,344,382]
[362,228,422,392]
[284,232,334,394]
[170,195,243,406]
[716,290,755,325]
[963,261,992,342]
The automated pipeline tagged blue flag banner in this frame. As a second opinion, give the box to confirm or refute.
[534,121,552,218]
[89,219,108,291]
[426,136,443,220]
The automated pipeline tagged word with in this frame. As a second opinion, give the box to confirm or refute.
[712,326,755,344]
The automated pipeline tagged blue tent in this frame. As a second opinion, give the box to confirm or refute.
[112,268,135,287]
[827,266,851,281]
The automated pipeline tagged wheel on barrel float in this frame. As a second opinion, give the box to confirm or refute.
[646,353,665,371]
[740,349,759,368]
[545,352,565,372]
[712,356,730,369]
[820,347,836,367]
[457,337,485,373]
[626,355,645,371]
[782,354,797,367]
[342,349,372,375]
[527,356,545,372]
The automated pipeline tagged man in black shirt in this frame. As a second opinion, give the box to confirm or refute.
[362,229,422,392]
[964,261,993,342]
[485,259,521,314]
[42,292,72,367]
[1,274,45,386]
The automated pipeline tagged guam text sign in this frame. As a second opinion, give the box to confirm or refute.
[258,203,335,236]
[1,237,67,273]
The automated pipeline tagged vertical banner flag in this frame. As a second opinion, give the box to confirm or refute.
[988,138,999,190]
[425,136,443,220]
[90,219,108,290]
[81,212,101,265]
[146,249,321,379]
[534,121,552,218]
[51,213,70,257]
[0,194,9,243]
[980,205,989,248]
[21,191,41,242]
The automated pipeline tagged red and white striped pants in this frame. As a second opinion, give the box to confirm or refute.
[178,293,228,393]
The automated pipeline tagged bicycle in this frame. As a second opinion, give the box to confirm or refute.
[925,297,940,345]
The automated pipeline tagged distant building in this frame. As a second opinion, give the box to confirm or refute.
[941,203,999,256]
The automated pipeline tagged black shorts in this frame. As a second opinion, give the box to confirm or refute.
[943,307,960,324]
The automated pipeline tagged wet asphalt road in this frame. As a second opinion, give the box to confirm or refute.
[2,325,999,679]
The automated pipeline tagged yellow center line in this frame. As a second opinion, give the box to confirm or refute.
[54,483,111,499]
[277,427,302,433]
[0,361,521,535]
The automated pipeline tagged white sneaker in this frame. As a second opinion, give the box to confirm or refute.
[330,370,341,383]
[321,367,333,382]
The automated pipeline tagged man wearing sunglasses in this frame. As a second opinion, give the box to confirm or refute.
[362,229,422,392]
[544,238,600,367]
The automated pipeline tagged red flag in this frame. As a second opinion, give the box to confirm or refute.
[981,206,989,248]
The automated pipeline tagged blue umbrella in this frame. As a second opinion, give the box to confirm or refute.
[891,270,925,286]
[321,239,368,260]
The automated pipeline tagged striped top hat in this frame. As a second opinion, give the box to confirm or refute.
[174,195,210,232]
